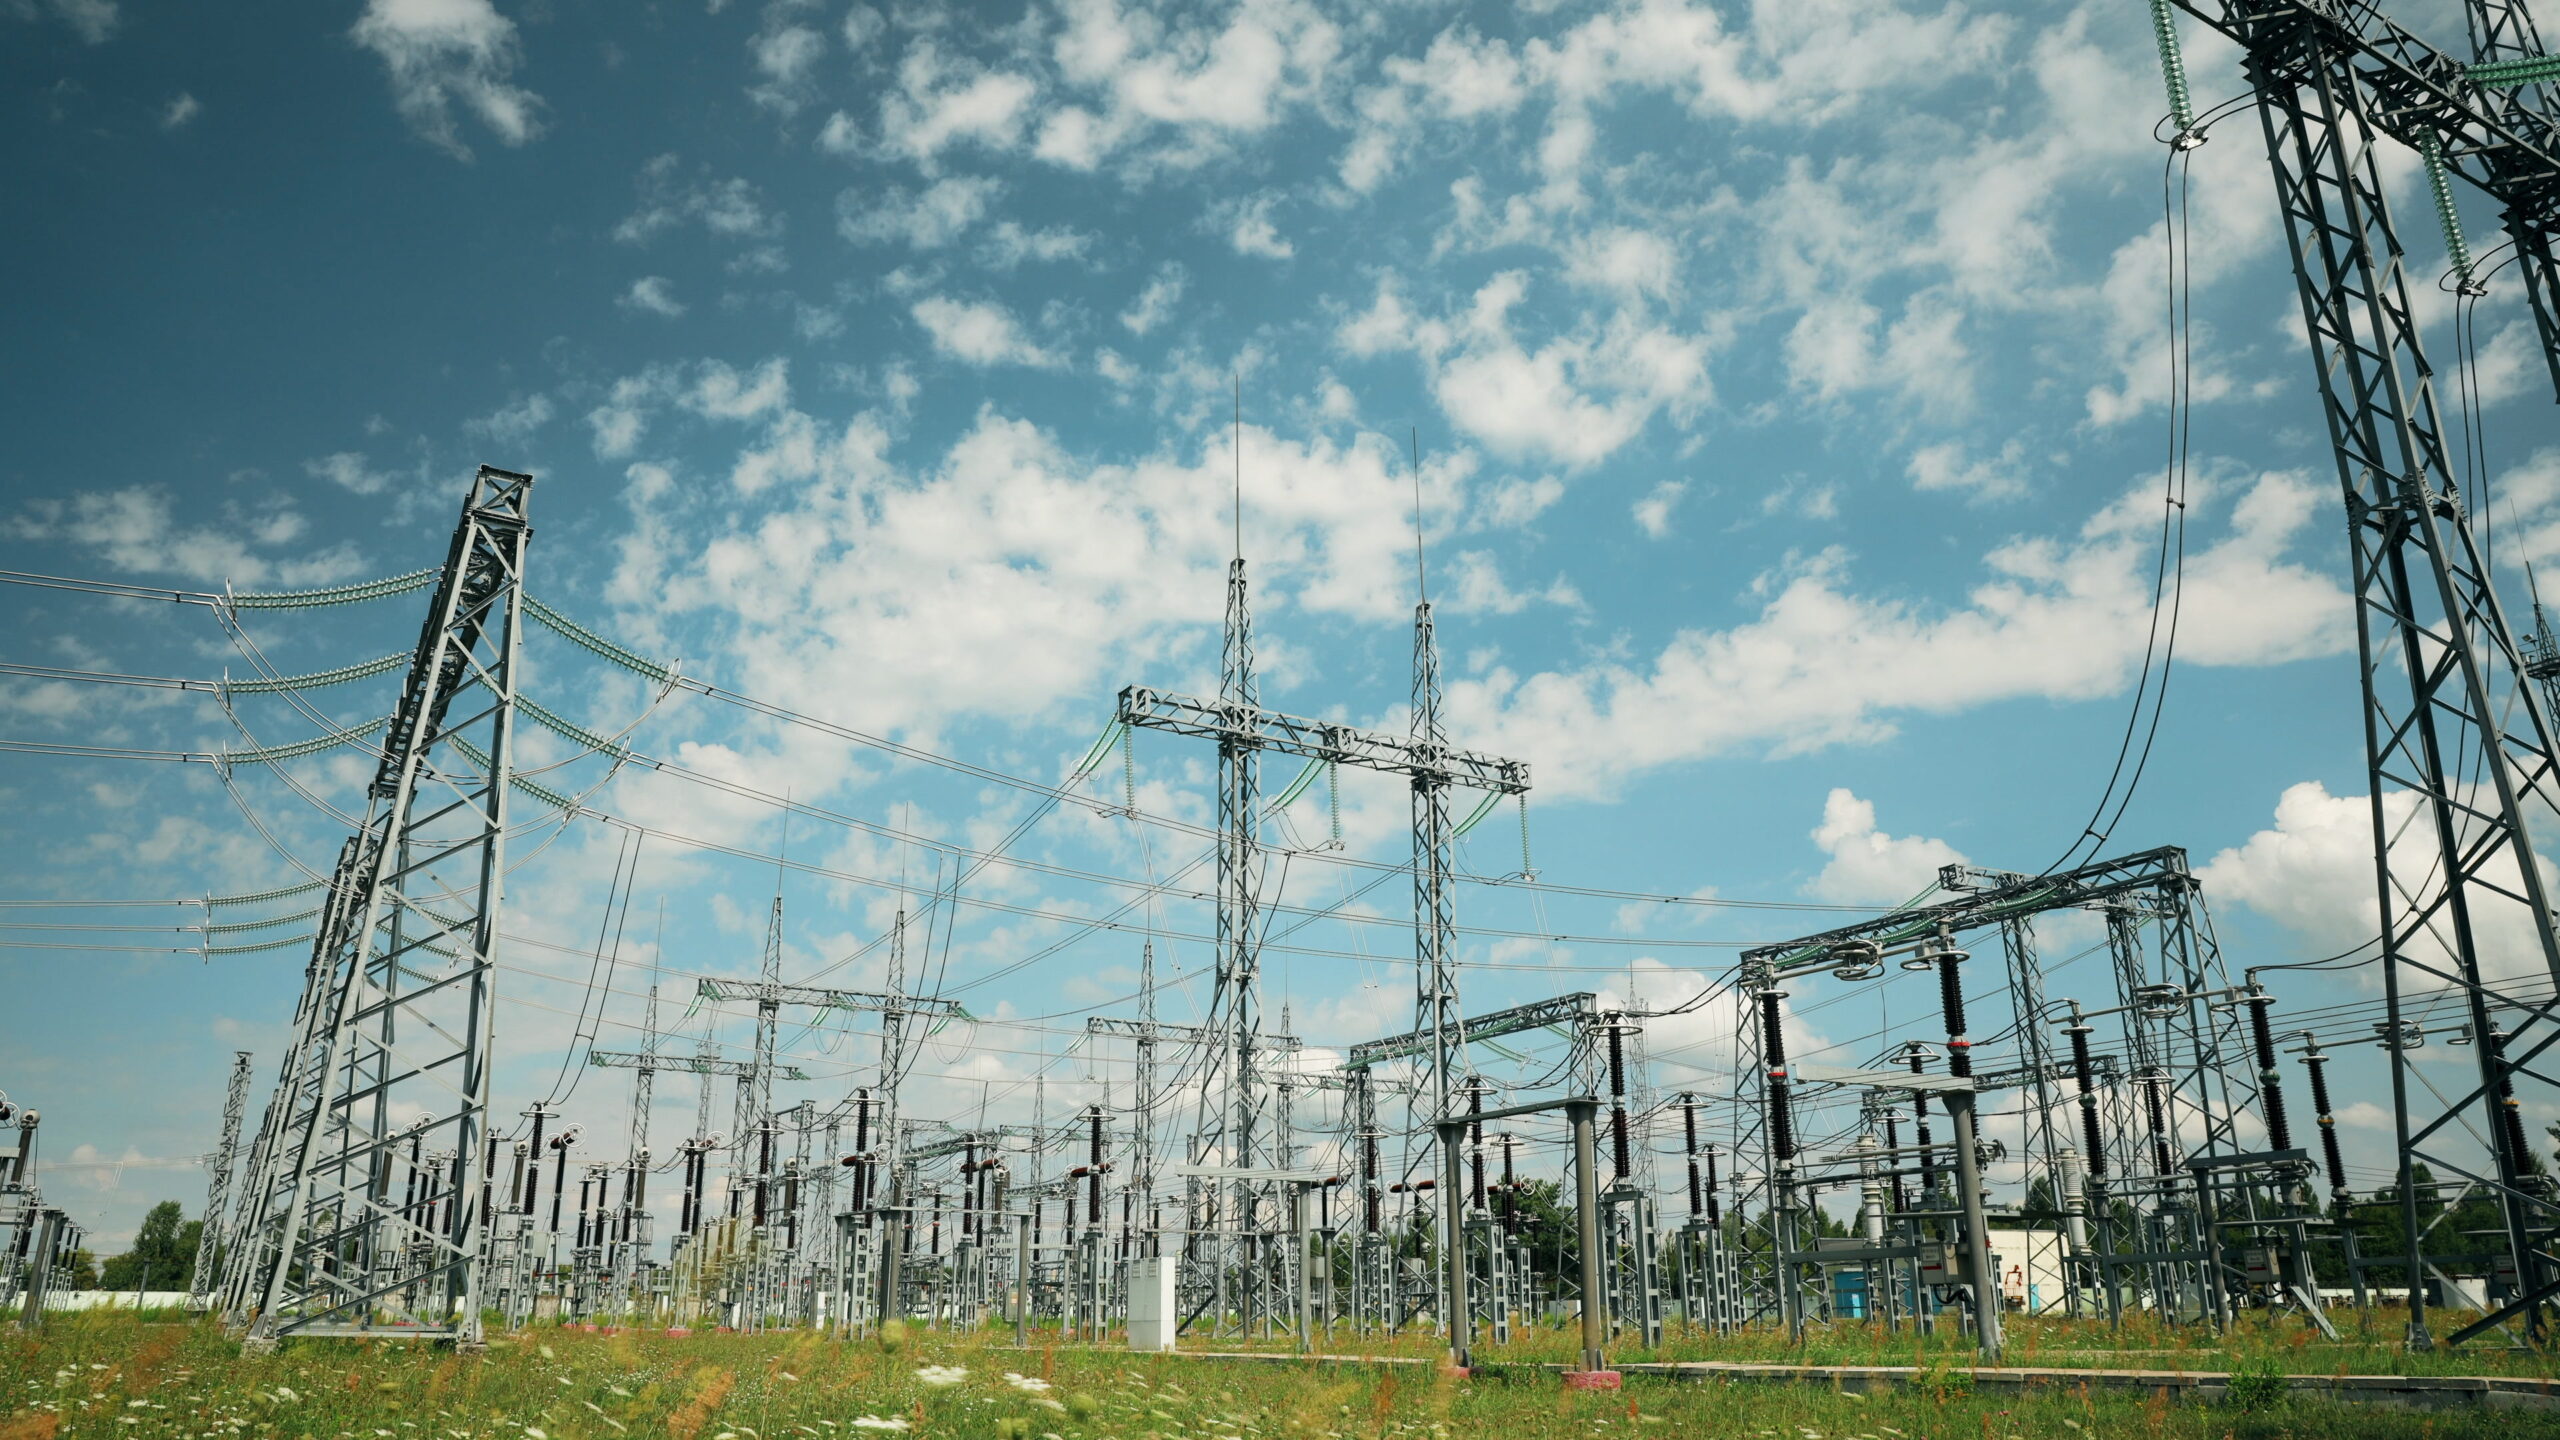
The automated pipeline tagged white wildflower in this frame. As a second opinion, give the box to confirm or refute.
[916,1367,968,1388]
[852,1420,910,1432]
[1005,1375,1054,1395]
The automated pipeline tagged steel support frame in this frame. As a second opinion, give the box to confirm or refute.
[224,465,533,1347]
[2234,1,2560,1346]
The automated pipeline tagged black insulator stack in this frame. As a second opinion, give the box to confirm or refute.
[1606,1021,1632,1181]
[754,1123,773,1227]
[1884,1111,1908,1212]
[1704,1146,1722,1227]
[2248,992,2293,1153]
[1088,1107,1106,1224]
[1683,1098,1703,1217]
[2487,1026,2537,1188]
[523,1109,546,1214]
[2143,1073,2174,1175]
[852,1093,874,1220]
[1909,1050,1937,1198]
[2302,1048,2348,1200]
[1469,1084,1487,1208]
[1500,1139,1519,1234]
[1362,1123,1382,1234]
[1937,950,1972,1079]
[1760,991,1796,1164]
[2068,1024,2108,1181]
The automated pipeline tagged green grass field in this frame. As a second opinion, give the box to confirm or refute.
[3,1315,2542,1440]
[1196,1307,2560,1379]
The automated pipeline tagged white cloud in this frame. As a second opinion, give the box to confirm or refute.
[1632,480,1685,537]
[468,391,554,445]
[350,0,542,160]
[1215,195,1294,260]
[619,275,686,317]
[8,488,361,587]
[1346,272,1711,469]
[911,296,1061,369]
[1484,475,1564,528]
[584,358,792,458]
[1449,468,2351,798]
[2201,780,2559,990]
[1392,27,1526,120]
[1806,788,1962,905]
[605,412,1552,741]
[977,221,1094,270]
[8,0,117,43]
[747,19,825,115]
[160,92,200,129]
[1907,439,2029,502]
[1036,0,1341,172]
[1120,265,1185,336]
[838,176,1000,249]
[304,452,398,496]
[1565,227,1678,303]
[876,41,1036,169]
[616,154,779,245]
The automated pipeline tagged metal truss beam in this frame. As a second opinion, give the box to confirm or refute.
[224,465,533,1348]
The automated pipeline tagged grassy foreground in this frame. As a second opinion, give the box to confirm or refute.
[1200,1308,2560,1379]
[0,1314,2536,1440]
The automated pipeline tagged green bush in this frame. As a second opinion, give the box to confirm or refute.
[2224,1355,2291,1410]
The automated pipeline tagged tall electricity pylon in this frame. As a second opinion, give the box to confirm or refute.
[223,465,532,1347]
[2173,0,2560,1345]
[188,1051,252,1310]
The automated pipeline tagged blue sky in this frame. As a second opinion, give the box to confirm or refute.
[4,0,2554,1253]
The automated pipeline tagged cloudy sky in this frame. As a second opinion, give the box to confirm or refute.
[4,0,2555,1253]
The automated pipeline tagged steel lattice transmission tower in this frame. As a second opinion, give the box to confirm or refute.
[222,465,533,1347]
[2172,0,2560,1346]
[187,1051,253,1310]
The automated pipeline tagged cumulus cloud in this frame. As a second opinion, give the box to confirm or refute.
[1343,272,1711,469]
[1035,0,1341,172]
[619,275,686,317]
[746,15,825,115]
[1806,789,1963,904]
[591,408,1555,745]
[977,221,1094,270]
[1632,480,1684,538]
[838,176,1000,249]
[911,296,1061,369]
[2201,780,2560,991]
[1120,265,1185,336]
[1449,467,2351,798]
[616,154,780,245]
[304,452,399,496]
[160,92,200,128]
[1908,439,2030,502]
[350,0,543,160]
[8,488,361,586]
[875,41,1037,169]
[1213,194,1294,260]
[467,391,554,445]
